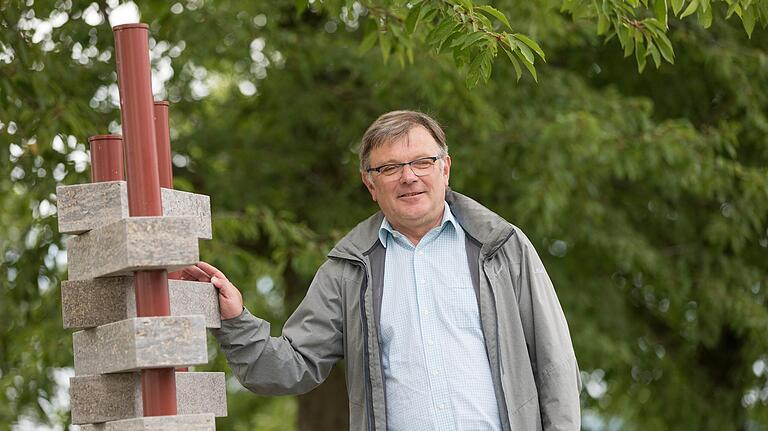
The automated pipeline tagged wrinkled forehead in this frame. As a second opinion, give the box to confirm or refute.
[371,125,441,159]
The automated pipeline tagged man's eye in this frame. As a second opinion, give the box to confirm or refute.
[380,165,401,175]
[411,160,434,169]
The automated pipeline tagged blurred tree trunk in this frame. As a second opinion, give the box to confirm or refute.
[298,366,349,431]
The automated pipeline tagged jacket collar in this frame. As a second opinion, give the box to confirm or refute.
[329,189,515,261]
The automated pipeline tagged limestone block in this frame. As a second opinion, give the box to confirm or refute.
[73,316,207,376]
[66,217,199,280]
[161,188,212,240]
[57,181,129,235]
[176,372,228,417]
[79,414,215,431]
[62,278,221,329]
[71,372,227,425]
[57,181,212,239]
[70,373,141,425]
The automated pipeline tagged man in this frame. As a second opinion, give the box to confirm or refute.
[181,111,581,430]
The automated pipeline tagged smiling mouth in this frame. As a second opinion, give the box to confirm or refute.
[399,191,424,198]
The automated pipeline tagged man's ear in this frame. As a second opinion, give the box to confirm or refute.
[442,155,451,185]
[361,171,377,202]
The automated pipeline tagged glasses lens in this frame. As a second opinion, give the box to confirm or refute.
[379,165,402,176]
[411,158,436,175]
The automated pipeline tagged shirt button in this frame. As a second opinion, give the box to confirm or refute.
[418,251,424,256]
[428,340,435,346]
[439,404,446,410]
[423,310,430,316]
[432,369,439,376]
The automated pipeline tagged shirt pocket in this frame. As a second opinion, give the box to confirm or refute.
[448,285,482,329]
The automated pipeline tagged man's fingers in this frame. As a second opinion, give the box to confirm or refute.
[181,265,210,281]
[196,261,227,280]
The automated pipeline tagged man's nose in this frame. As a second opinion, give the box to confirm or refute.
[399,165,419,183]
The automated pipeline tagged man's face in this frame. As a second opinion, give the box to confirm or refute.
[361,126,451,234]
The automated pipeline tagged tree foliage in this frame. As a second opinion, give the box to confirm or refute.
[1,0,767,430]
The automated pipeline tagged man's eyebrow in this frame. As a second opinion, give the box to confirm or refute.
[376,154,433,165]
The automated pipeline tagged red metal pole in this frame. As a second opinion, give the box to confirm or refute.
[88,135,124,182]
[154,101,185,370]
[154,101,184,286]
[153,101,173,190]
[113,23,177,417]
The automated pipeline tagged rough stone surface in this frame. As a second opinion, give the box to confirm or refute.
[71,373,227,425]
[67,217,199,280]
[73,316,207,376]
[79,414,215,431]
[70,373,141,424]
[161,188,212,240]
[56,181,211,239]
[176,372,228,417]
[168,280,221,329]
[61,277,133,329]
[62,278,221,329]
[57,181,129,235]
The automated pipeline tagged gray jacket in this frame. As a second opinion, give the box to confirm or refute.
[213,190,581,430]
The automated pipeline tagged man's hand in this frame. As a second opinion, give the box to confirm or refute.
[179,262,244,320]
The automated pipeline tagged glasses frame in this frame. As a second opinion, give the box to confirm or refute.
[366,155,444,178]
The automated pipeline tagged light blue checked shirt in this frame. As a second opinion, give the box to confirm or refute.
[378,202,502,431]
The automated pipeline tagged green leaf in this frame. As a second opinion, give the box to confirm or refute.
[698,4,713,28]
[597,10,610,35]
[514,49,538,82]
[622,29,635,57]
[671,0,684,14]
[405,3,423,34]
[453,31,488,49]
[476,5,512,30]
[379,31,391,64]
[741,5,756,38]
[457,0,473,11]
[635,38,647,72]
[511,36,535,64]
[680,0,699,19]
[655,31,675,62]
[513,33,546,62]
[426,18,453,45]
[654,0,668,28]
[647,40,661,67]
[295,0,308,16]
[358,30,378,55]
[466,53,484,88]
[426,19,460,46]
[440,30,463,53]
[502,45,523,81]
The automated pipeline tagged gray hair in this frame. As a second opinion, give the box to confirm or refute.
[359,110,448,171]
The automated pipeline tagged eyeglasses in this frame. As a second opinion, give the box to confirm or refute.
[366,155,443,178]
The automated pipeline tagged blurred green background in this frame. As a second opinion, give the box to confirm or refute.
[1,0,767,430]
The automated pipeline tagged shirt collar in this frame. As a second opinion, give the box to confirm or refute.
[378,201,456,248]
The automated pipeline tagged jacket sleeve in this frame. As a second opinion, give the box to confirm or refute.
[515,231,581,430]
[211,259,345,396]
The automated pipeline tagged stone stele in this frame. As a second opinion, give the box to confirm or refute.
[62,278,221,329]
[73,316,207,376]
[57,181,212,239]
[70,372,226,425]
[66,216,199,281]
[77,413,215,430]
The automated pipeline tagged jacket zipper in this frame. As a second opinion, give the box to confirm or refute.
[360,274,376,431]
[484,230,515,431]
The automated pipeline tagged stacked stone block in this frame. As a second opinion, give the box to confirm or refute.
[58,182,227,429]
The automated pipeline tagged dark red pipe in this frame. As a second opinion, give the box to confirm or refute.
[113,23,176,417]
[88,135,124,182]
[153,101,184,286]
[153,101,173,190]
